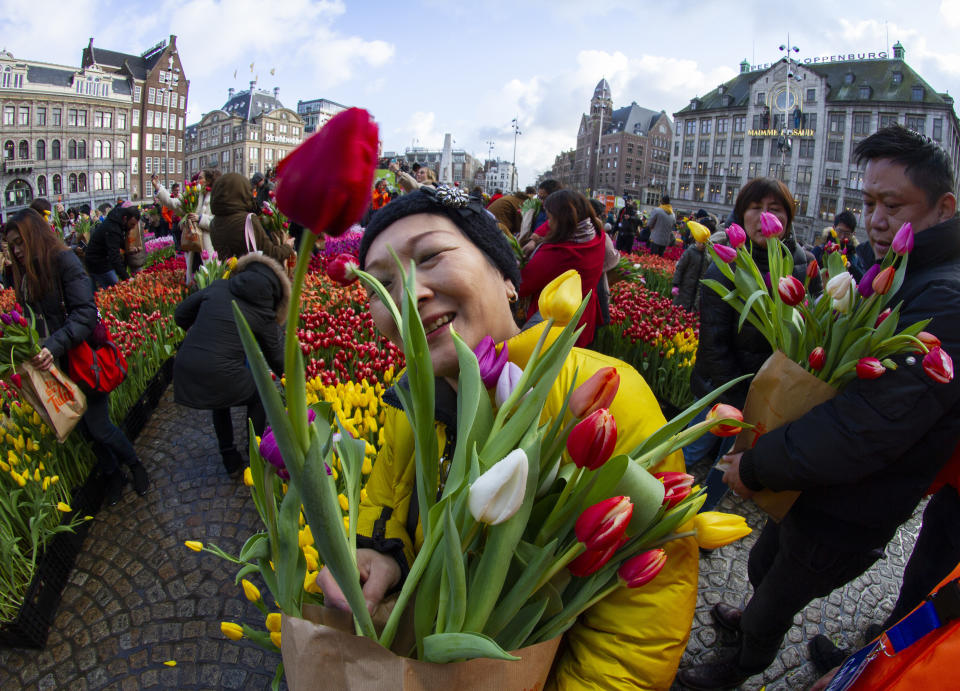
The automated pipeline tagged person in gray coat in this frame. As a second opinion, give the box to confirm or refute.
[645,194,676,256]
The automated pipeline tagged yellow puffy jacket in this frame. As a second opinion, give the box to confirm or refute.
[357,322,698,690]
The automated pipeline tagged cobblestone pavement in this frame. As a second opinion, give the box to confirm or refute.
[0,387,922,690]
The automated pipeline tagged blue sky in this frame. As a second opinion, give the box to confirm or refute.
[2,0,959,185]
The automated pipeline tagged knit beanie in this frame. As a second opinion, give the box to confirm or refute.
[359,185,520,287]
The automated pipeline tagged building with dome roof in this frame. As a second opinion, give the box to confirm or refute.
[668,42,960,241]
[184,82,305,180]
[541,79,673,207]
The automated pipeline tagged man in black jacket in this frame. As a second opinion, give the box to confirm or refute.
[84,204,140,289]
[679,125,960,689]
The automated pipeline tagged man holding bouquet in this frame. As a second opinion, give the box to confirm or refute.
[679,125,960,689]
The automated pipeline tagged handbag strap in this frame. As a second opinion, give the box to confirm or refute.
[244,213,258,254]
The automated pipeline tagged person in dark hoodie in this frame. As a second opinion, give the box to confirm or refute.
[210,173,294,263]
[84,204,141,289]
[173,253,290,473]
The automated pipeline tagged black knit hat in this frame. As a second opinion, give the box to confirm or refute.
[359,185,520,287]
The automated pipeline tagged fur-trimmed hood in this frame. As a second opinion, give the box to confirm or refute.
[230,253,291,323]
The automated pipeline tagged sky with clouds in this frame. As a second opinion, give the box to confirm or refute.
[2,0,959,185]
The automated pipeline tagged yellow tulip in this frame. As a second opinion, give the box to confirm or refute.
[303,570,322,594]
[184,540,204,552]
[220,622,244,641]
[298,525,314,547]
[691,511,752,550]
[687,220,711,244]
[56,502,71,512]
[265,612,282,633]
[361,456,373,475]
[241,579,261,603]
[270,631,282,648]
[163,661,177,667]
[304,551,318,571]
[34,468,41,482]
[337,494,349,512]
[538,270,582,325]
[242,467,253,487]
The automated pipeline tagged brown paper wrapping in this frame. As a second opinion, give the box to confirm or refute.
[180,217,203,253]
[281,602,561,691]
[16,362,87,442]
[729,351,838,521]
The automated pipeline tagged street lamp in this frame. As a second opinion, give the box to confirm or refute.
[510,117,521,191]
[777,37,802,183]
[165,55,180,188]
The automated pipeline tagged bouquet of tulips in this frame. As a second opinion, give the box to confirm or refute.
[187,109,754,689]
[193,253,236,291]
[260,198,291,241]
[177,180,202,216]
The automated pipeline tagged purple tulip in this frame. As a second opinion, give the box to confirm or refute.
[474,335,509,388]
[713,244,737,263]
[859,264,881,298]
[725,223,747,248]
[891,222,914,255]
[258,409,317,479]
[0,314,11,326]
[760,212,783,238]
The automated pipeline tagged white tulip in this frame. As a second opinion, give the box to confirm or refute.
[494,362,523,408]
[826,272,857,314]
[468,449,528,525]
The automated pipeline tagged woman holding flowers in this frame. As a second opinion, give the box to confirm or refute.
[314,187,700,689]
[209,174,295,264]
[3,209,148,505]
[153,171,218,282]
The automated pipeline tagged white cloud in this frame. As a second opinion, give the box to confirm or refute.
[941,0,960,27]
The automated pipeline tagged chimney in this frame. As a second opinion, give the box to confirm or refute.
[228,87,235,99]
[273,87,279,99]
[250,80,256,92]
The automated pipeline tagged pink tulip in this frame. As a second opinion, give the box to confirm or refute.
[916,332,941,352]
[326,253,358,287]
[760,212,783,237]
[856,357,886,379]
[575,496,633,550]
[892,222,914,255]
[777,275,805,306]
[725,223,747,248]
[713,244,737,263]
[922,347,954,383]
[618,549,667,588]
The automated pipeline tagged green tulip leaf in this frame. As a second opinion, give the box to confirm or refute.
[422,632,520,663]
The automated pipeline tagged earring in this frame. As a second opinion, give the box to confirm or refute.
[508,292,518,303]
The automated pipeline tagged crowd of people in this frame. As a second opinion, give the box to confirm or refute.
[2,123,958,688]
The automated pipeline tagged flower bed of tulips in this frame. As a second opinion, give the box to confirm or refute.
[615,252,679,298]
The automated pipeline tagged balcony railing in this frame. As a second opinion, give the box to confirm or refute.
[3,159,35,174]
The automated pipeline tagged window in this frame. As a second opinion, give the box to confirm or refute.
[728,162,741,176]
[756,91,766,105]
[146,111,154,128]
[37,175,47,196]
[103,140,110,158]
[819,196,837,220]
[18,140,28,159]
[49,174,61,196]
[160,134,166,151]
[700,119,712,135]
[104,112,112,129]
[892,71,903,85]
[826,140,843,162]
[911,86,924,102]
[69,173,78,193]
[731,138,744,156]
[94,111,103,128]
[94,172,102,191]
[78,140,86,158]
[715,139,727,156]
[694,183,704,201]
[177,159,182,174]
[68,140,77,159]
[683,140,694,157]
[806,88,816,102]
[131,157,138,174]
[93,140,102,158]
[78,173,86,192]
[36,107,46,126]
[725,185,739,205]
[103,172,111,190]
[117,171,125,189]
[134,86,142,101]
[4,106,15,125]
[179,95,185,109]
[4,141,15,160]
[794,193,808,216]
[52,108,61,126]
[750,138,764,156]
[933,118,943,141]
[712,161,725,176]
[717,118,729,134]
[906,115,926,134]
[18,107,29,126]
[733,116,746,134]
[796,139,814,160]
[160,156,166,174]
[161,112,168,130]
[858,86,872,100]
[748,161,762,178]
[145,156,152,174]
[131,133,138,151]
[36,140,45,160]
[68,109,77,126]
[752,114,764,130]
[684,120,696,136]
[132,109,140,127]
[880,114,898,128]
[117,141,125,158]
[853,113,871,136]
[158,70,166,84]
[806,113,818,131]
[828,113,845,134]
[824,169,841,187]
[78,110,86,127]
[698,140,710,156]
[178,138,182,152]
[118,112,126,129]
[249,148,259,161]
[797,165,812,185]
[51,140,60,159]
[148,87,156,104]
[145,133,152,150]
[848,170,864,189]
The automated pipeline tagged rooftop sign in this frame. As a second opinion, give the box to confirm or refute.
[750,51,888,72]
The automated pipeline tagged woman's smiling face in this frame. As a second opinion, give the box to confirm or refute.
[364,213,519,381]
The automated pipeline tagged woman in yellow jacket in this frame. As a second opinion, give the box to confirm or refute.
[317,186,698,689]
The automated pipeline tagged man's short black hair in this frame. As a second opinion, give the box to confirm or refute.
[538,179,561,195]
[525,186,536,195]
[854,125,955,207]
[833,210,857,231]
[661,194,670,204]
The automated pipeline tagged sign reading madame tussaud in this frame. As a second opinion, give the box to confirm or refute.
[748,128,815,138]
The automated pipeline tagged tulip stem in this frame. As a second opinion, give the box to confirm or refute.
[531,541,584,595]
[649,530,694,549]
[378,526,442,650]
[535,465,582,546]
[283,232,318,453]
[461,519,481,555]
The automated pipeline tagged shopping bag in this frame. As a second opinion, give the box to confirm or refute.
[726,351,838,520]
[281,602,561,691]
[181,218,203,253]
[15,362,87,442]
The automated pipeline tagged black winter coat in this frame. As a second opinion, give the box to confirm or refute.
[173,254,289,410]
[739,217,960,551]
[690,238,813,408]
[25,250,98,361]
[85,206,131,280]
[672,244,709,313]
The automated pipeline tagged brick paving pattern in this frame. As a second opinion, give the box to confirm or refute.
[0,387,923,690]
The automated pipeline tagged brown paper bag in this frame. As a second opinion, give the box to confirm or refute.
[281,603,561,691]
[16,362,87,442]
[180,217,203,253]
[728,351,838,521]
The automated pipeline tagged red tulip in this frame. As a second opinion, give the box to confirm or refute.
[568,538,624,578]
[875,308,892,328]
[569,367,620,418]
[654,471,695,508]
[856,357,885,379]
[575,496,633,550]
[916,331,941,352]
[922,347,954,383]
[327,253,359,287]
[712,244,737,263]
[276,108,379,236]
[618,549,667,588]
[10,373,21,388]
[706,403,743,437]
[777,275,805,306]
[806,260,820,281]
[566,408,617,470]
[872,266,895,296]
[808,347,826,371]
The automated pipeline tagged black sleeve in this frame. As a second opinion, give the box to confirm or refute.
[43,251,97,359]
[673,249,690,287]
[695,273,745,403]
[174,288,205,331]
[255,320,285,376]
[107,226,129,280]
